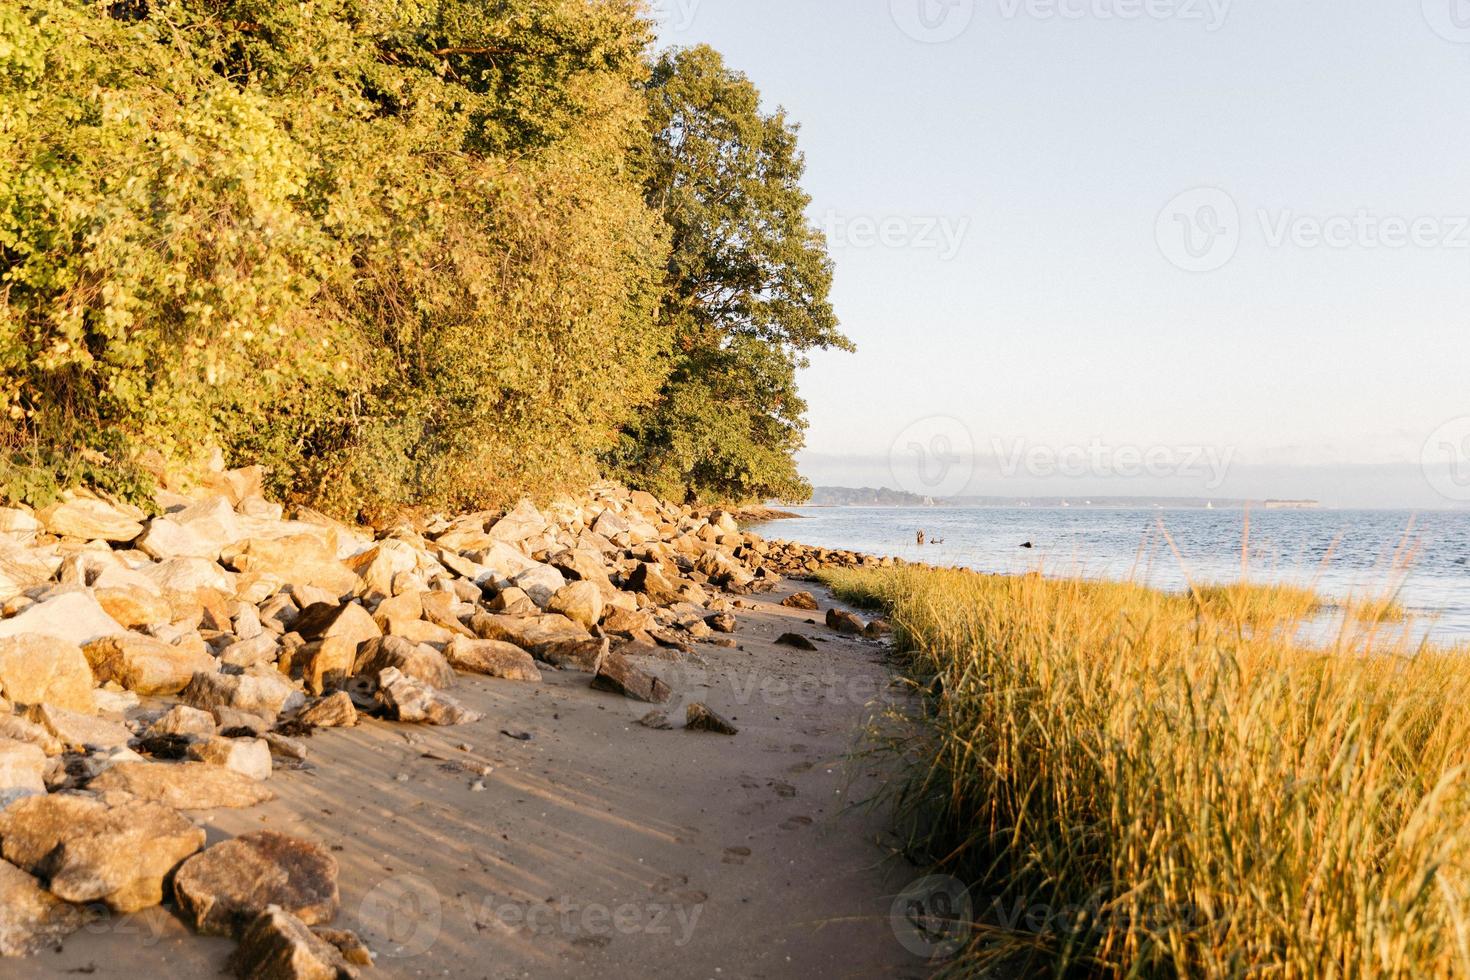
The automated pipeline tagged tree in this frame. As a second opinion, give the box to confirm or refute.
[610,44,852,504]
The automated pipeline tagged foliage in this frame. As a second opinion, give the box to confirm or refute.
[609,44,851,504]
[823,564,1470,978]
[0,0,670,516]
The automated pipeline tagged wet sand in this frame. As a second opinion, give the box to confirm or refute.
[10,581,931,979]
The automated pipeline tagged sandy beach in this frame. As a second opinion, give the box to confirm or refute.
[6,580,928,979]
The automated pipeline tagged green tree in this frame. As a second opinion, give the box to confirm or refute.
[610,44,851,504]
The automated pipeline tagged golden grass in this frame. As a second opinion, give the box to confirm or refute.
[822,565,1470,978]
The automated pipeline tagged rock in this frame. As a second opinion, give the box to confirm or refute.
[93,584,172,629]
[0,538,57,603]
[627,562,682,604]
[136,517,221,560]
[291,602,381,647]
[376,668,480,726]
[487,587,537,616]
[0,716,62,757]
[419,591,475,638]
[0,634,97,713]
[510,564,566,608]
[0,792,205,912]
[187,736,273,781]
[289,638,357,696]
[443,636,541,682]
[353,635,455,689]
[88,761,275,810]
[180,670,304,719]
[295,692,357,728]
[591,652,672,704]
[825,608,866,636]
[233,602,264,640]
[174,831,339,938]
[637,710,674,730]
[488,499,547,545]
[37,496,143,542]
[263,732,308,763]
[312,927,373,967]
[775,632,818,651]
[546,580,604,630]
[228,905,359,979]
[0,506,42,542]
[685,702,738,735]
[0,739,47,809]
[370,591,422,633]
[704,612,737,633]
[344,542,419,601]
[863,618,892,638]
[219,633,281,669]
[147,704,217,738]
[781,591,819,610]
[0,859,81,957]
[24,703,130,751]
[220,535,357,597]
[547,549,613,588]
[138,556,236,597]
[82,633,215,696]
[0,591,126,648]
[259,594,300,633]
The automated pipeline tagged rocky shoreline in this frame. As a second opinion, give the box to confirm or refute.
[0,468,899,973]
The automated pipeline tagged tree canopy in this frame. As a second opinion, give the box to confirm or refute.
[1,3,846,514]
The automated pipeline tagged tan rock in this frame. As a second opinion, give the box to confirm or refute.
[37,496,143,542]
[353,636,454,689]
[291,637,357,695]
[83,633,215,696]
[547,581,604,630]
[187,736,273,781]
[93,584,171,628]
[292,602,380,647]
[0,538,56,603]
[0,792,204,912]
[370,591,422,633]
[419,591,475,638]
[228,905,359,979]
[0,634,96,712]
[180,670,304,719]
[0,858,83,956]
[591,651,672,704]
[0,739,47,808]
[0,591,126,648]
[376,668,480,726]
[88,761,275,810]
[147,704,217,738]
[219,633,280,669]
[443,636,542,682]
[295,692,357,728]
[385,618,455,648]
[24,703,129,751]
[0,715,62,757]
[174,831,339,938]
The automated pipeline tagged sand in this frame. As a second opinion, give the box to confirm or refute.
[8,581,933,979]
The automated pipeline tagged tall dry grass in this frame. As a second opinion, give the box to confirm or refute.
[824,565,1470,978]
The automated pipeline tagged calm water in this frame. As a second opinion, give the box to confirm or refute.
[751,507,1470,641]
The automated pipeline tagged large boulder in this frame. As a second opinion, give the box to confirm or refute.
[292,602,381,646]
[0,739,47,809]
[488,499,547,545]
[174,831,339,938]
[138,557,235,597]
[375,668,480,726]
[443,636,541,682]
[88,761,275,810]
[353,636,454,689]
[626,562,682,604]
[295,692,357,729]
[0,792,205,912]
[36,496,143,542]
[591,652,672,704]
[0,634,97,712]
[220,535,357,596]
[92,584,172,629]
[24,703,129,752]
[0,539,57,603]
[0,859,83,957]
[0,591,126,648]
[83,633,215,696]
[187,736,273,781]
[546,581,603,630]
[228,906,360,979]
[180,671,305,719]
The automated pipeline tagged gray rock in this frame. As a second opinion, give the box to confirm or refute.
[591,652,672,704]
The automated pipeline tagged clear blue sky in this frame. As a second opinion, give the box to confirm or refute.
[655,1,1470,507]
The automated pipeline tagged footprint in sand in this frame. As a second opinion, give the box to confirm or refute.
[722,846,752,865]
[779,815,813,831]
[769,781,797,798]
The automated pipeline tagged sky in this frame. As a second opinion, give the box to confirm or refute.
[653,0,1470,508]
